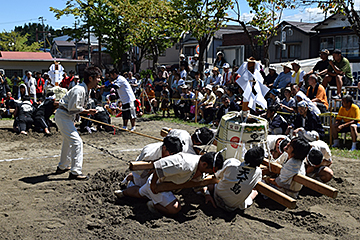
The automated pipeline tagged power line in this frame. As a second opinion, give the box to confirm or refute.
[0,18,39,25]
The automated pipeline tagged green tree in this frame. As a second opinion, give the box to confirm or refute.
[303,0,360,39]
[14,23,56,48]
[167,0,232,74]
[113,0,182,71]
[0,31,41,52]
[51,0,130,70]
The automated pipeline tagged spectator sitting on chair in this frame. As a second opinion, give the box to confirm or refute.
[321,49,353,100]
[304,49,330,81]
[291,60,306,90]
[264,65,278,87]
[214,95,240,127]
[288,100,324,141]
[273,62,292,89]
[266,104,289,135]
[331,95,360,151]
[306,74,328,113]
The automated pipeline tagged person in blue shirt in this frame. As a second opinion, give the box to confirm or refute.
[273,63,292,89]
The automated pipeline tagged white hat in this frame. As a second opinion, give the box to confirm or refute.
[177,79,185,86]
[205,85,213,91]
[281,62,292,69]
[216,88,224,94]
[269,65,276,71]
[222,63,230,68]
[160,65,166,69]
[180,54,185,58]
[194,54,199,58]
[180,84,188,89]
[291,59,300,67]
[217,51,223,56]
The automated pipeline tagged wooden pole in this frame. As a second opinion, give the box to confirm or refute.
[329,111,333,146]
[129,161,297,209]
[262,158,338,198]
[141,88,145,113]
[156,175,219,192]
[195,91,198,123]
[254,181,297,209]
[129,161,154,171]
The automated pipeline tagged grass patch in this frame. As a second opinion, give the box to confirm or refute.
[330,147,360,159]
[143,113,210,128]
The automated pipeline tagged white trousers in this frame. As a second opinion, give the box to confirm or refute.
[55,109,83,175]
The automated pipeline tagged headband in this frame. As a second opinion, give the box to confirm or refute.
[213,148,227,173]
[195,130,202,144]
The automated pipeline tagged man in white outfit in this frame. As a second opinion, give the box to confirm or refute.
[54,67,101,180]
[110,69,137,131]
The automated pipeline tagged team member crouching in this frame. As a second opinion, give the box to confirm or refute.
[54,67,101,180]
[165,127,215,154]
[126,136,183,187]
[212,147,264,211]
[115,152,224,215]
[264,137,311,198]
[306,140,333,183]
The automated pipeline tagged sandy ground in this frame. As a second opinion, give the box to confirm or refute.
[0,117,359,240]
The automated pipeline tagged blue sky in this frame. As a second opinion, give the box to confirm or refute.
[0,0,345,32]
[0,0,76,31]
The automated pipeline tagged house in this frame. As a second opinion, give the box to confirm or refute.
[269,21,318,63]
[219,26,260,66]
[51,35,113,70]
[0,51,88,78]
[312,13,359,61]
[141,26,247,71]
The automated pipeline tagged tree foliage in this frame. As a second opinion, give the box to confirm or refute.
[0,31,41,52]
[14,23,56,46]
[51,0,130,70]
[304,0,360,39]
[227,0,297,64]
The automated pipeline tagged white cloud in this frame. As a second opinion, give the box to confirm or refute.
[283,7,326,23]
[240,12,255,22]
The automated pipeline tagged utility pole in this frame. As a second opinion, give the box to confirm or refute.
[39,16,46,51]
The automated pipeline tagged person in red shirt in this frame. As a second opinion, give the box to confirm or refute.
[60,70,75,89]
[35,72,45,99]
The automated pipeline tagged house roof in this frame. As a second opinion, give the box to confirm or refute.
[280,21,317,34]
[312,13,351,30]
[0,51,53,60]
[53,40,76,47]
[0,51,88,63]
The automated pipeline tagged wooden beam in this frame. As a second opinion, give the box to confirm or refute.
[262,159,338,199]
[129,161,297,208]
[129,161,154,171]
[254,181,297,209]
[156,175,219,192]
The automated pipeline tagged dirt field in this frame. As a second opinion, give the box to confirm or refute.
[0,117,359,240]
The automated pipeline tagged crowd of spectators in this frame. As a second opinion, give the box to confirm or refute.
[0,49,359,151]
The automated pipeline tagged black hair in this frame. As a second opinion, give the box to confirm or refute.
[46,91,55,97]
[109,68,119,75]
[69,70,75,74]
[221,95,230,101]
[308,149,323,166]
[200,152,224,170]
[279,139,290,153]
[163,136,183,155]
[291,137,311,160]
[83,66,101,84]
[194,71,200,76]
[268,104,280,113]
[191,127,214,145]
[244,146,264,167]
[342,95,354,105]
